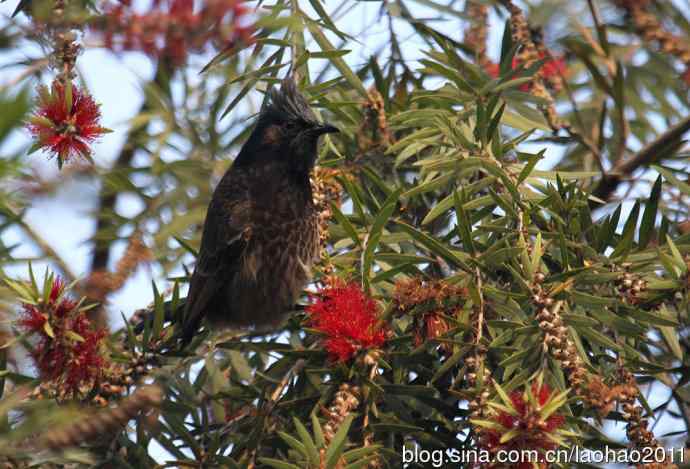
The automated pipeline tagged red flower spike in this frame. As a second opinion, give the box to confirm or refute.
[306,282,386,362]
[18,304,47,334]
[484,50,567,92]
[539,51,567,79]
[486,62,500,78]
[93,0,256,65]
[481,383,566,469]
[17,275,109,394]
[27,81,110,168]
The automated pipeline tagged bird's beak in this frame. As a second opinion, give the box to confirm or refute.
[314,123,340,136]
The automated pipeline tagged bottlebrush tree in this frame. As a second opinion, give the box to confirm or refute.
[0,0,689,468]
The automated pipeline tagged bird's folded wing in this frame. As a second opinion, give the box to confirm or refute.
[182,197,248,339]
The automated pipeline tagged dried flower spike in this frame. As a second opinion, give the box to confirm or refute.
[27,80,110,168]
[307,281,386,362]
[392,277,466,352]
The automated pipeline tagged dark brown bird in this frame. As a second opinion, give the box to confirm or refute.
[182,78,338,343]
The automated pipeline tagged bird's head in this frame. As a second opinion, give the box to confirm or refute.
[235,78,339,173]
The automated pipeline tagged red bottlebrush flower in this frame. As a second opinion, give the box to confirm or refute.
[484,50,566,92]
[17,303,47,334]
[17,276,109,395]
[27,80,110,168]
[307,282,386,362]
[479,382,567,469]
[486,62,500,78]
[92,0,255,66]
[538,51,567,79]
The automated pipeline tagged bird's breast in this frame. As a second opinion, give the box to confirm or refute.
[240,209,318,280]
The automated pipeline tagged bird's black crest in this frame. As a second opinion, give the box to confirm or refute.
[261,78,317,124]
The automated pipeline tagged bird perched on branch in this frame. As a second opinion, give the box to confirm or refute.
[181,78,339,344]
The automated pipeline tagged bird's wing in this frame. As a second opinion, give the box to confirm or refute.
[182,192,249,342]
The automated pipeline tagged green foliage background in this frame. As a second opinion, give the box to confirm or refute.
[0,0,690,467]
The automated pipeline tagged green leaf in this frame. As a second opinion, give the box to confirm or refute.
[658,306,682,360]
[393,221,470,271]
[0,88,30,143]
[610,201,639,259]
[343,445,382,462]
[499,428,521,444]
[654,165,690,196]
[64,80,73,114]
[639,176,662,248]
[306,0,347,41]
[431,349,464,384]
[331,203,362,248]
[539,388,569,421]
[493,381,516,410]
[325,414,354,469]
[257,458,301,469]
[578,327,620,351]
[64,330,85,342]
[277,431,307,458]
[293,417,319,465]
[344,455,380,469]
[470,419,506,431]
[665,235,687,273]
[307,22,367,98]
[43,321,55,339]
[570,291,616,307]
[311,414,325,448]
[626,308,679,327]
[151,281,165,340]
[422,194,492,225]
[453,191,475,256]
[362,188,400,288]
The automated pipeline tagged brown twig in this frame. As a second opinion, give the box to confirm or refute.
[591,115,690,204]
[87,59,172,326]
[0,59,50,93]
[268,358,305,404]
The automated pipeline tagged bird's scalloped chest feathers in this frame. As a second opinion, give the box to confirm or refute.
[228,162,319,326]
[182,77,336,341]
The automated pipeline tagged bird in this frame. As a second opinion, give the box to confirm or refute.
[181,78,339,344]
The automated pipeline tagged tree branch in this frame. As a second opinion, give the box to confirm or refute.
[87,59,172,326]
[591,115,690,204]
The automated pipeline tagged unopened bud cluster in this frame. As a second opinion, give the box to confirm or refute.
[51,31,81,82]
[532,273,582,374]
[531,274,672,464]
[617,368,658,451]
[322,383,361,442]
[310,167,343,265]
[616,270,647,305]
[465,353,491,423]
